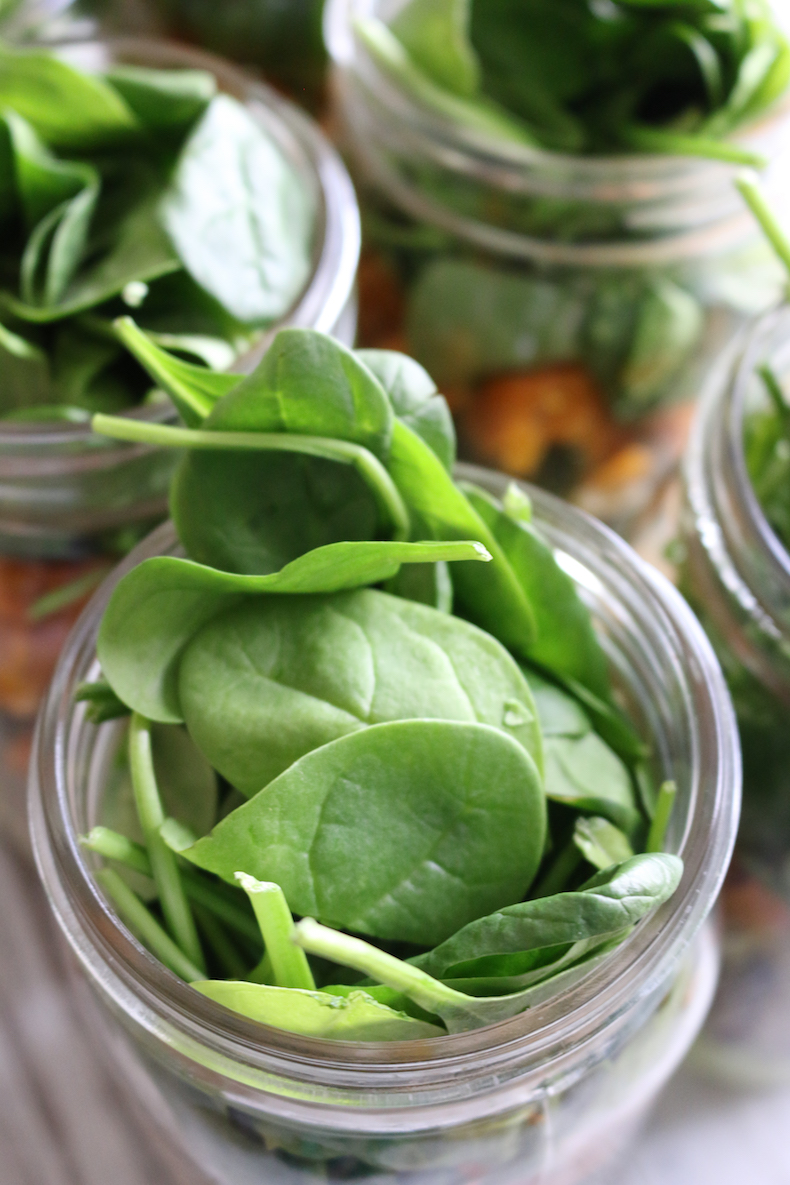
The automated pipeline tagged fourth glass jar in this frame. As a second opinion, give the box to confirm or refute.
[325,0,790,532]
[0,35,360,851]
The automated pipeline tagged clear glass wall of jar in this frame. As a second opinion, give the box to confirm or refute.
[30,466,740,1185]
[325,0,790,534]
[0,36,361,852]
[682,306,790,1086]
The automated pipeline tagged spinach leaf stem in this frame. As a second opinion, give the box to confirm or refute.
[235,874,316,990]
[97,868,204,982]
[129,713,205,972]
[92,414,411,542]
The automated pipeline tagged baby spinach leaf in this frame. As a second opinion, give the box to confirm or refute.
[354,17,538,147]
[179,719,546,946]
[439,929,631,994]
[615,278,703,413]
[384,558,453,612]
[387,418,538,656]
[411,853,682,979]
[3,188,181,323]
[355,347,456,471]
[177,586,541,794]
[463,482,611,701]
[169,329,396,572]
[390,0,480,99]
[524,668,590,737]
[4,110,91,229]
[97,539,490,723]
[23,178,100,307]
[0,44,139,150]
[192,981,446,1040]
[113,316,238,425]
[543,731,640,835]
[573,816,634,871]
[160,94,314,324]
[105,66,216,134]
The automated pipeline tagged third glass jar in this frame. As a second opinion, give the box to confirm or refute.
[325,0,790,533]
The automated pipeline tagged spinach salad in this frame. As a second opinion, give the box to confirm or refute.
[343,0,790,500]
[76,326,682,1041]
[0,41,314,422]
[365,0,790,159]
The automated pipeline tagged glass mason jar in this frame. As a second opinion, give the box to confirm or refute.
[30,465,739,1185]
[325,0,790,532]
[682,306,790,1085]
[0,35,361,851]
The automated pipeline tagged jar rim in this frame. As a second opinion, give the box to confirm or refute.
[29,465,740,1116]
[0,34,360,446]
[686,304,790,645]
[324,0,790,266]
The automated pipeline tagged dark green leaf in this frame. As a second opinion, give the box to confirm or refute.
[105,65,216,133]
[412,853,682,979]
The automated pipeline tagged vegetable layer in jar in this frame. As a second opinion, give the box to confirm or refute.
[328,0,790,528]
[76,324,687,1041]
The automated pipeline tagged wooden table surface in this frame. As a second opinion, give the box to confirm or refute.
[1,835,788,1185]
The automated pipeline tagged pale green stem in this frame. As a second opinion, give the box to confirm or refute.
[128,714,205,973]
[97,868,204,982]
[737,172,790,286]
[81,827,261,945]
[235,874,315,990]
[293,918,471,1016]
[91,415,411,542]
[646,781,677,853]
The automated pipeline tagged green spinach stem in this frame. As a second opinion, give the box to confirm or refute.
[128,714,205,973]
[92,415,411,542]
[235,874,316,990]
[532,840,583,898]
[97,868,204,982]
[193,905,249,979]
[736,173,790,287]
[81,826,261,944]
[294,917,471,1015]
[646,781,677,853]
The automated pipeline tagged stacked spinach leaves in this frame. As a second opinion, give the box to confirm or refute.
[364,0,790,158]
[0,42,314,421]
[80,325,682,1040]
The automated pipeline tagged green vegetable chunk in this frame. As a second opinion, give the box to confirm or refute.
[177,719,546,947]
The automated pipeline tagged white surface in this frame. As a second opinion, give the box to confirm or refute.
[1,839,789,1185]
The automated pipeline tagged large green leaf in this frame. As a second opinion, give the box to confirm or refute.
[170,329,396,573]
[177,586,541,794]
[356,347,456,471]
[178,719,546,946]
[390,0,480,98]
[160,94,314,324]
[412,854,682,980]
[463,483,611,699]
[0,45,138,150]
[387,419,538,656]
[97,539,490,724]
[105,66,216,134]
